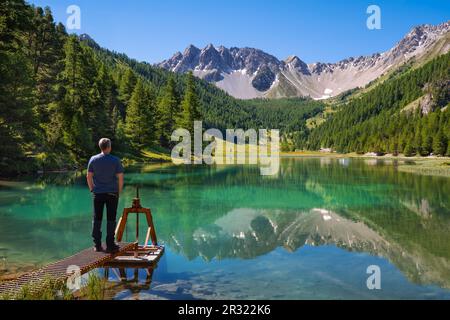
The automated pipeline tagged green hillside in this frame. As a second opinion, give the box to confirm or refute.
[305,52,450,156]
[0,1,323,175]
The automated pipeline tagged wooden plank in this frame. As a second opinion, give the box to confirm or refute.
[104,245,164,268]
[0,242,135,295]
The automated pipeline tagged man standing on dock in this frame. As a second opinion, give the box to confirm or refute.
[86,138,124,253]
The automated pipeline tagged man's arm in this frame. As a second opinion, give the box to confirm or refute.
[117,173,124,195]
[116,158,124,195]
[87,172,94,192]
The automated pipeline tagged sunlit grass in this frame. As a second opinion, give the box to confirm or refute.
[0,276,73,300]
[141,148,172,162]
[0,273,110,300]
[79,273,107,300]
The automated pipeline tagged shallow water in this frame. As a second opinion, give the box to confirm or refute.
[1,158,450,299]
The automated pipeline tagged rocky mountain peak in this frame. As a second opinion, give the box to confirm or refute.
[184,44,200,56]
[156,20,449,99]
[284,55,310,75]
[199,44,225,71]
[79,33,100,50]
[204,43,216,50]
[388,21,450,61]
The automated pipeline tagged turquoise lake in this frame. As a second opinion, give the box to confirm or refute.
[1,157,450,299]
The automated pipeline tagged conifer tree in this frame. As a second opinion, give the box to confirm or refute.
[432,130,447,156]
[125,79,157,149]
[404,140,415,157]
[157,76,180,147]
[89,62,115,140]
[64,112,93,164]
[118,68,137,106]
[111,105,122,137]
[28,7,66,125]
[0,0,35,172]
[60,36,91,121]
[177,71,202,131]
[114,118,128,152]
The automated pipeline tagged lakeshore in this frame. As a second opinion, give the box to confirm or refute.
[281,151,450,177]
[1,158,450,299]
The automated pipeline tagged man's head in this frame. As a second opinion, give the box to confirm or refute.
[99,138,112,154]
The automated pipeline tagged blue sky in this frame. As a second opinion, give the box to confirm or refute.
[28,0,449,64]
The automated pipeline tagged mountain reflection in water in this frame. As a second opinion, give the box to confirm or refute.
[0,158,449,299]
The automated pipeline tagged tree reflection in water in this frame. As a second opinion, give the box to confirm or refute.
[1,158,449,298]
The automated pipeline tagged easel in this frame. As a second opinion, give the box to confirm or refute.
[105,187,163,295]
[115,187,159,257]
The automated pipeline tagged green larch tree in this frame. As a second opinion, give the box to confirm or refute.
[125,79,157,150]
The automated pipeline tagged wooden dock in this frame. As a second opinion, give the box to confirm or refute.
[0,242,136,295]
[0,189,163,297]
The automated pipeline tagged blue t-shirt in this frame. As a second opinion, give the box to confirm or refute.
[87,153,124,193]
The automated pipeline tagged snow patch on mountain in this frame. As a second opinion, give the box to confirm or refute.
[157,21,450,99]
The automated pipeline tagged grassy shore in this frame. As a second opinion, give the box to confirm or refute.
[134,147,450,178]
[281,151,450,177]
[0,273,109,300]
[396,158,450,177]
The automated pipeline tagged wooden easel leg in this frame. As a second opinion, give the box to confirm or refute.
[115,217,123,238]
[118,268,126,281]
[145,267,154,286]
[144,227,151,248]
[115,211,129,242]
[144,210,158,245]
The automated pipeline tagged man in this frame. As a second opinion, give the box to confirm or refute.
[87,138,124,253]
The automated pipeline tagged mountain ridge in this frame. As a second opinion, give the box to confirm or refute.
[157,21,450,99]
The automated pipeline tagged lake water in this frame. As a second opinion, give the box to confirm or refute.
[1,158,450,299]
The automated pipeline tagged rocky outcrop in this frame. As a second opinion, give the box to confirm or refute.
[157,21,450,99]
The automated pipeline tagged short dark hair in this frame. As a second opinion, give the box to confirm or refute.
[99,138,111,151]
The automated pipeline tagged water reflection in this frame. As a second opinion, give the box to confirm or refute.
[1,158,449,298]
[99,266,156,300]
